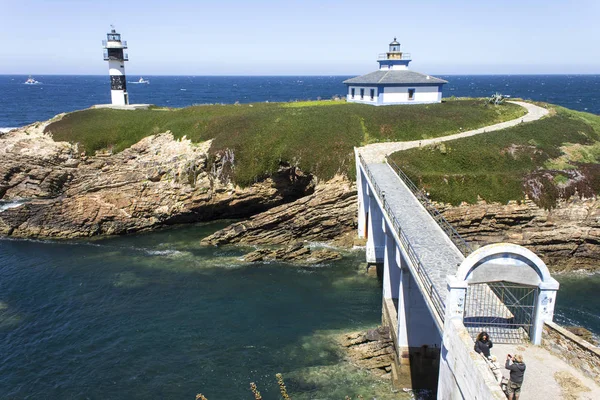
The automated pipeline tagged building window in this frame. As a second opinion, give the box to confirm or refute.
[370,89,375,100]
[408,88,415,100]
[360,88,364,100]
[351,88,355,99]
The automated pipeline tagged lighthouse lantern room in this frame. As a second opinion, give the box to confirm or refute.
[102,26,129,105]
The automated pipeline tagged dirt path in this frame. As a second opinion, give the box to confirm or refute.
[358,101,549,163]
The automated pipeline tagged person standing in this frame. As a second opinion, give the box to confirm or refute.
[474,331,493,358]
[505,354,526,400]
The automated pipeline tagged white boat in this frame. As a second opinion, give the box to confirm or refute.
[24,75,40,85]
[137,77,149,84]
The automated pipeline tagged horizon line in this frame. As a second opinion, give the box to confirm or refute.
[2,73,600,77]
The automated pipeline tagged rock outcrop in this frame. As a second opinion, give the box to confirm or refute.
[338,326,395,378]
[201,175,357,246]
[2,119,600,272]
[439,198,600,272]
[0,122,314,238]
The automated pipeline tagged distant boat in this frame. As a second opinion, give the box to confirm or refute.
[24,75,40,85]
[136,77,150,84]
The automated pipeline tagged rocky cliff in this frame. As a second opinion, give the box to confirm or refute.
[439,198,600,272]
[0,121,314,238]
[1,121,599,271]
[203,186,600,272]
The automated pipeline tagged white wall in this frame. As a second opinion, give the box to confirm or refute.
[382,86,442,104]
[111,90,127,105]
[108,60,125,76]
[437,318,506,400]
[379,64,409,71]
[347,86,378,104]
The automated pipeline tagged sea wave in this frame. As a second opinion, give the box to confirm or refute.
[0,127,18,133]
[0,200,26,213]
[143,249,183,256]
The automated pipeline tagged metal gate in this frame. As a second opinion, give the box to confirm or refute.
[463,281,538,344]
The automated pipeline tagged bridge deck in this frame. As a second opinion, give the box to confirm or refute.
[367,162,465,304]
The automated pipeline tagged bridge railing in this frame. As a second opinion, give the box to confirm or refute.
[358,153,446,321]
[385,156,473,257]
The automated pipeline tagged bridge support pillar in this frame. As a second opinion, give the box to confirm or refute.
[388,250,441,391]
[366,193,385,265]
[356,159,369,239]
[383,228,400,300]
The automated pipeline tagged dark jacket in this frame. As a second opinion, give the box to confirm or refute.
[474,337,493,357]
[505,360,526,384]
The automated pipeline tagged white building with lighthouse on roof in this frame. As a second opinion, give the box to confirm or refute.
[102,26,130,105]
[344,38,447,105]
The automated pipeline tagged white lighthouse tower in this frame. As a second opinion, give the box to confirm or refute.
[102,26,129,105]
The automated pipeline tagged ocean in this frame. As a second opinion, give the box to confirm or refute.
[1,74,599,398]
[0,74,599,128]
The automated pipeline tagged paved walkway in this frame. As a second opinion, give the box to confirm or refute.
[358,101,549,307]
[359,101,549,163]
[494,343,600,400]
[367,163,464,305]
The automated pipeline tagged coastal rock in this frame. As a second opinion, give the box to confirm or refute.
[339,326,395,377]
[0,124,315,238]
[565,326,598,346]
[437,197,600,272]
[201,175,358,246]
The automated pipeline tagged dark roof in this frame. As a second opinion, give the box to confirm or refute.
[389,37,400,46]
[343,70,448,85]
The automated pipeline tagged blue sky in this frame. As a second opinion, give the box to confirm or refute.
[2,0,599,75]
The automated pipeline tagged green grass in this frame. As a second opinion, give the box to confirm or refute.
[389,106,600,208]
[45,99,525,186]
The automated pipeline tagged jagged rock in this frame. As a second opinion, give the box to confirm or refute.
[438,197,600,272]
[339,326,395,377]
[565,326,598,345]
[201,175,357,246]
[0,123,315,238]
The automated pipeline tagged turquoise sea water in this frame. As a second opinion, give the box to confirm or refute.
[0,225,598,399]
[0,224,409,399]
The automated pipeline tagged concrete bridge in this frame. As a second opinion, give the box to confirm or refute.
[354,102,600,399]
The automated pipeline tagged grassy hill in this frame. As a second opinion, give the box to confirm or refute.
[389,105,600,208]
[45,99,524,186]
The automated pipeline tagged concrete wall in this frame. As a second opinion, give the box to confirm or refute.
[542,321,600,385]
[382,85,441,104]
[347,86,379,104]
[438,318,506,400]
[400,265,442,348]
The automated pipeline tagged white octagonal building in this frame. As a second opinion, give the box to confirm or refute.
[344,38,447,105]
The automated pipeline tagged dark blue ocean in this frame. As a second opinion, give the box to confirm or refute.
[1,74,599,128]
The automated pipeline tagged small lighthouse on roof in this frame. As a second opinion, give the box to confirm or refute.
[378,37,412,70]
[343,37,447,105]
[102,26,129,105]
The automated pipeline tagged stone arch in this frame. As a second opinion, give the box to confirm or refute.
[456,243,554,287]
[448,243,559,345]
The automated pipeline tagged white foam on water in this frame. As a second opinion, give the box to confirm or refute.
[0,200,26,213]
[144,249,183,256]
[0,127,18,133]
